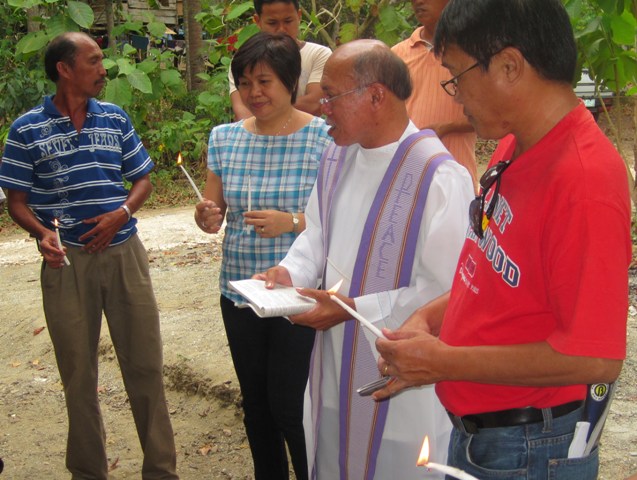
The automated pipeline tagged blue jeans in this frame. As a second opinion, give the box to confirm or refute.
[447,406,598,480]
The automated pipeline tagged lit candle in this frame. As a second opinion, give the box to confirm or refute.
[53,218,71,266]
[177,152,203,202]
[417,436,478,480]
[327,279,386,339]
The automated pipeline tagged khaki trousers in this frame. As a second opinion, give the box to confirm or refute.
[41,234,178,480]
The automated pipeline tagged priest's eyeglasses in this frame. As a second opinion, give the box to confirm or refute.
[319,85,369,106]
[440,62,480,96]
[469,160,511,239]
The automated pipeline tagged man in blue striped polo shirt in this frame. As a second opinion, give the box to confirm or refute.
[0,32,178,479]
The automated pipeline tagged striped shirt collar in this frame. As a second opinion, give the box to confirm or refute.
[43,95,104,116]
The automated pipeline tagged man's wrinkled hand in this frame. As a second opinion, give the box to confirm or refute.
[40,231,68,268]
[79,209,126,253]
[253,266,293,288]
[373,329,444,400]
[289,288,351,330]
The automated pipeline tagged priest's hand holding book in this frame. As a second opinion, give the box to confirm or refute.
[253,266,355,330]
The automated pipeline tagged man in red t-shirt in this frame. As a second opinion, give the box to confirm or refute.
[373,0,631,479]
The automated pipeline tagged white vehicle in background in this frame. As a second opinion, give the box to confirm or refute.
[574,68,614,121]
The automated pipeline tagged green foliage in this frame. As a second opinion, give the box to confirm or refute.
[0,2,50,136]
[0,0,235,206]
[302,0,413,47]
[100,12,187,112]
[565,0,637,94]
[5,0,631,210]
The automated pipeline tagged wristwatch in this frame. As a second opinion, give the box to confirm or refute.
[120,204,132,221]
[291,212,299,233]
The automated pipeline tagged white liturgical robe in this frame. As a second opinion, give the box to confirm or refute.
[280,123,474,479]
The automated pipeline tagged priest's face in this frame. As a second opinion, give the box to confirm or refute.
[319,58,372,146]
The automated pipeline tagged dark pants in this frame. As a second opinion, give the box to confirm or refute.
[220,295,315,480]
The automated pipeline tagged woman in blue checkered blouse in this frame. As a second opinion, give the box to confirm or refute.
[194,32,332,480]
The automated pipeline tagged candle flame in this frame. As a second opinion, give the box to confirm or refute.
[417,436,430,466]
[327,279,344,294]
[53,218,59,228]
[177,152,183,165]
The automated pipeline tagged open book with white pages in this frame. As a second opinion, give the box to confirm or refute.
[228,278,316,318]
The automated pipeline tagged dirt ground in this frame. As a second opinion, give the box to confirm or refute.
[1,103,637,479]
[0,205,635,480]
[0,207,257,479]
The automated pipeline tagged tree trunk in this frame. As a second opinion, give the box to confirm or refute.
[105,0,116,56]
[183,0,205,92]
[26,6,40,33]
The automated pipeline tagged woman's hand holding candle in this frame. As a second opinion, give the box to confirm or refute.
[195,199,223,233]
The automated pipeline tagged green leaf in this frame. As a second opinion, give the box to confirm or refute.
[346,0,364,14]
[197,91,223,106]
[45,14,79,38]
[235,24,259,49]
[148,21,167,38]
[67,1,94,29]
[182,111,196,122]
[378,4,400,32]
[103,77,132,107]
[226,2,254,20]
[8,0,40,7]
[122,43,137,56]
[127,70,152,94]
[116,58,136,76]
[160,69,182,87]
[16,31,49,55]
[339,23,358,44]
[102,58,117,69]
[374,22,401,46]
[136,59,158,74]
[596,0,618,14]
[610,11,637,45]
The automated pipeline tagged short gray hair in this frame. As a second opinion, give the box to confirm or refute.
[351,47,412,100]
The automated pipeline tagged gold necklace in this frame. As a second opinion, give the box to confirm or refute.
[254,113,293,136]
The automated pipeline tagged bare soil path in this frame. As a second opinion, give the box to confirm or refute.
[0,205,635,479]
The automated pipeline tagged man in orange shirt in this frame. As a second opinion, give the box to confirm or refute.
[392,0,478,189]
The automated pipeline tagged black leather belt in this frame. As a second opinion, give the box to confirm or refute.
[447,400,583,435]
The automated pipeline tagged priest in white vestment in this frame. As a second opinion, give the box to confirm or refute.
[257,40,474,480]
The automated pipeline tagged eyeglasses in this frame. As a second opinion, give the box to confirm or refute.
[319,85,369,106]
[469,160,511,239]
[440,62,480,96]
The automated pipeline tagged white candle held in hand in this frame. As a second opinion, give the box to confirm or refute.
[53,218,71,266]
[247,175,252,212]
[417,436,479,480]
[177,153,203,202]
[327,280,386,339]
